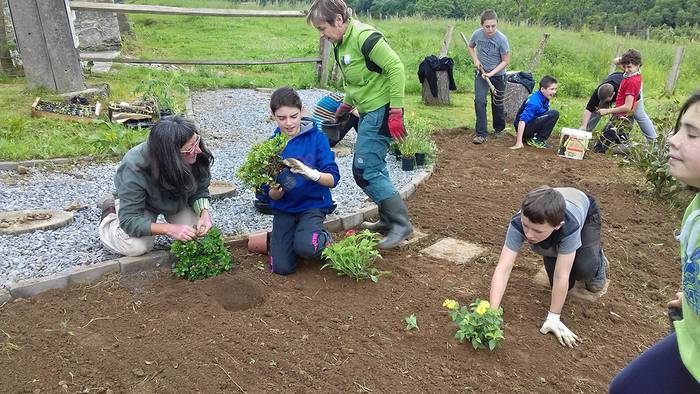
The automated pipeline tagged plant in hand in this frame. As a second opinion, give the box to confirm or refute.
[443,298,504,351]
[236,133,289,191]
[321,229,388,282]
[171,227,232,281]
[405,314,419,331]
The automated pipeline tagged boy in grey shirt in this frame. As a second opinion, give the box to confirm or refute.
[489,186,608,348]
[468,9,510,144]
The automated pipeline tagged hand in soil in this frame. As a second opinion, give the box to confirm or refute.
[509,144,524,150]
[667,291,683,309]
[540,313,579,348]
[195,211,212,238]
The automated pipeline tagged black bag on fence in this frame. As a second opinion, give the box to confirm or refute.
[507,71,536,93]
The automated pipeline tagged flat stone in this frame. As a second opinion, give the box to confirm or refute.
[0,210,74,235]
[0,288,11,304]
[67,260,121,285]
[341,212,364,230]
[9,274,69,299]
[420,237,485,264]
[119,250,173,274]
[532,267,609,301]
[324,216,343,233]
[331,145,352,157]
[402,227,428,246]
[209,180,237,200]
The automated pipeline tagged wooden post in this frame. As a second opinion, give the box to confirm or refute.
[609,44,623,74]
[646,28,650,40]
[665,46,684,95]
[527,33,550,73]
[613,25,617,35]
[421,25,454,106]
[8,0,84,92]
[317,37,330,88]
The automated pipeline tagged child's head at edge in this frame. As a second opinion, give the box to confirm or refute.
[520,185,565,244]
[619,49,642,75]
[669,91,700,190]
[270,87,304,138]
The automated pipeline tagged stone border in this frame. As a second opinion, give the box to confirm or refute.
[0,154,121,172]
[0,164,434,303]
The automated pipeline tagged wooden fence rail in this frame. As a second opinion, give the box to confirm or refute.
[68,2,306,17]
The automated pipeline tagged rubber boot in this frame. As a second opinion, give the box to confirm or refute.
[361,210,391,234]
[377,194,413,249]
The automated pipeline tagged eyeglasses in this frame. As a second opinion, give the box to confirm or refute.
[180,134,201,155]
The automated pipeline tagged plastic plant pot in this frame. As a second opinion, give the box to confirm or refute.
[401,156,416,171]
[321,120,340,143]
[415,152,426,166]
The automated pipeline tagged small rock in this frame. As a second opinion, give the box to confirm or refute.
[329,318,341,323]
[582,309,595,319]
[132,368,145,377]
[16,165,29,175]
[340,324,350,331]
[539,377,546,384]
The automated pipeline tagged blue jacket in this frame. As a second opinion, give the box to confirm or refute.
[514,90,549,127]
[267,119,340,213]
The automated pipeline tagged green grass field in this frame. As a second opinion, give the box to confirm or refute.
[0,0,697,160]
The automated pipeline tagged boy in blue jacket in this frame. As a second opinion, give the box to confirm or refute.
[265,87,341,275]
[511,75,560,150]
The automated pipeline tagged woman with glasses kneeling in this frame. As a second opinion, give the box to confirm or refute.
[98,115,214,256]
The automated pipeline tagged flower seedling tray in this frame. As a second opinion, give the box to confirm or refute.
[31,97,101,123]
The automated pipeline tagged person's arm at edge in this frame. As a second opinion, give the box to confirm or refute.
[549,252,575,314]
[489,245,519,309]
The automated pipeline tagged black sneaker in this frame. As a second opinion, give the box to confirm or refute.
[586,250,608,292]
[473,135,487,144]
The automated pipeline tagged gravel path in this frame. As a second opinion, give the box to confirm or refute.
[0,89,420,288]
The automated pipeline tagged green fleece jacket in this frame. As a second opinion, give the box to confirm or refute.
[114,142,211,237]
[335,18,405,113]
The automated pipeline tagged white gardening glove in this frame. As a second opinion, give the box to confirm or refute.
[283,158,321,182]
[540,312,579,348]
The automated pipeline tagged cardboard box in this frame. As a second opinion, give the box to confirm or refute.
[557,128,592,160]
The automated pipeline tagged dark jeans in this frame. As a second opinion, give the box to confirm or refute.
[609,333,700,393]
[268,209,332,275]
[522,110,560,143]
[593,117,633,153]
[543,197,602,290]
[474,72,506,137]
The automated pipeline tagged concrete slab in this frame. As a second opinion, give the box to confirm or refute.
[0,288,11,304]
[9,274,69,299]
[67,260,121,285]
[324,216,343,233]
[0,210,74,235]
[209,180,237,200]
[532,267,609,302]
[420,237,485,264]
[119,251,172,274]
[81,50,120,73]
[341,211,364,230]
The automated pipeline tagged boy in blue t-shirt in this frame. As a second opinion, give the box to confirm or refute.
[265,87,341,275]
[511,75,560,149]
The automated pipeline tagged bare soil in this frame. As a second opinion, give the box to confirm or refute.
[0,129,682,393]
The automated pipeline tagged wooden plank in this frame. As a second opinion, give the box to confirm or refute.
[318,37,331,88]
[527,33,550,73]
[35,0,85,92]
[665,46,684,95]
[79,55,321,65]
[438,25,454,58]
[7,0,55,89]
[68,1,305,17]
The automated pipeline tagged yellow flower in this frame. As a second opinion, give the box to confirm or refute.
[442,299,458,310]
[475,300,490,316]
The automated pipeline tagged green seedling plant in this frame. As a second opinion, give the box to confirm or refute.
[171,227,232,281]
[88,119,148,155]
[405,314,419,331]
[443,298,504,351]
[236,133,289,191]
[133,72,188,113]
[321,229,388,283]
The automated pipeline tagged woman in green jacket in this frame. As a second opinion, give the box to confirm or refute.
[307,0,413,248]
[98,115,214,256]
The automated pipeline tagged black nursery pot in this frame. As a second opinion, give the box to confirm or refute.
[401,155,416,171]
[392,145,402,159]
[415,152,426,166]
[321,120,340,143]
